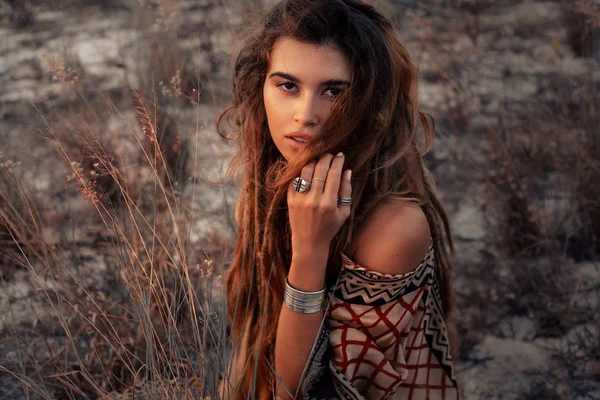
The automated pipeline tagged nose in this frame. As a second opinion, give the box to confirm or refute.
[293,94,319,126]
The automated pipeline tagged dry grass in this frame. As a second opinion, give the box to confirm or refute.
[1,88,235,397]
[407,2,600,393]
[0,155,46,281]
[565,0,600,58]
[482,71,600,261]
[0,1,243,398]
[476,9,600,392]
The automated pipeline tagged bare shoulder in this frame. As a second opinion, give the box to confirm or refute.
[347,198,432,276]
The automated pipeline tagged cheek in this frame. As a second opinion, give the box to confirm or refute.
[320,101,333,119]
[264,87,284,126]
[263,86,273,116]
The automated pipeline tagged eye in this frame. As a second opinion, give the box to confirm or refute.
[324,87,345,98]
[276,81,297,94]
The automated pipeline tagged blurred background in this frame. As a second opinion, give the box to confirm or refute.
[0,0,599,398]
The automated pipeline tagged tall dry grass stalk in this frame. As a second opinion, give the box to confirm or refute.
[0,155,45,273]
[0,0,263,397]
[0,87,236,398]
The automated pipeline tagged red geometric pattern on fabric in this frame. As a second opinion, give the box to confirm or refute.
[323,242,459,400]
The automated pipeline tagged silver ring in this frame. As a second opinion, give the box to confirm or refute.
[312,177,326,183]
[337,196,352,206]
[293,177,311,193]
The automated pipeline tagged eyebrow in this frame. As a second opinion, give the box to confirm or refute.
[268,72,351,87]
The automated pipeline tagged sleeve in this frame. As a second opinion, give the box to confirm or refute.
[324,251,434,400]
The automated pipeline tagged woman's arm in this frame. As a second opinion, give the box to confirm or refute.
[274,246,329,399]
[276,151,351,398]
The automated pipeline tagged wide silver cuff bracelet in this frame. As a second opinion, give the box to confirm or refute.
[284,276,325,314]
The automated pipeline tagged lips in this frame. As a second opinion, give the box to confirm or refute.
[286,132,313,141]
[286,136,308,150]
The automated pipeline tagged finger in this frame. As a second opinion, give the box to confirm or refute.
[338,169,352,204]
[288,161,316,197]
[301,161,316,183]
[310,153,335,195]
[323,152,345,201]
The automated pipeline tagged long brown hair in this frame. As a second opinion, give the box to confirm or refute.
[217,0,455,397]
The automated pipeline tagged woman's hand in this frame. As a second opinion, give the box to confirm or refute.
[287,152,352,257]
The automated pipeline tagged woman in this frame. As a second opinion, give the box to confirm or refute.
[217,0,459,398]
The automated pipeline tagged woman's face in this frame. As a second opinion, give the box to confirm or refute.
[263,37,352,161]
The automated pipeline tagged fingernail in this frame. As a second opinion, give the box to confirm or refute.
[336,152,343,157]
[346,170,352,181]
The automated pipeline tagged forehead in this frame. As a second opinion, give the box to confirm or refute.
[267,37,351,80]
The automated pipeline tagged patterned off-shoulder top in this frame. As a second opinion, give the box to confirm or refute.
[295,237,460,400]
